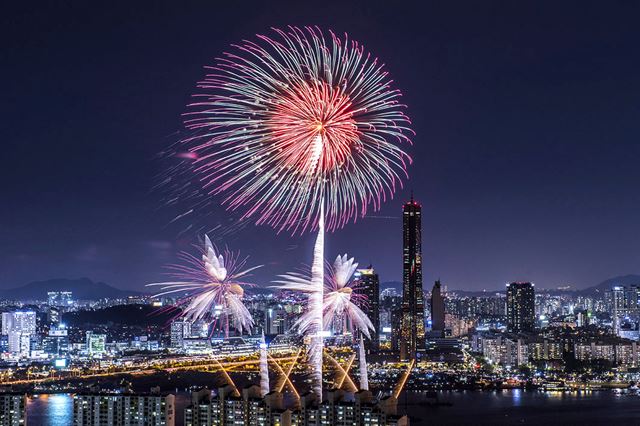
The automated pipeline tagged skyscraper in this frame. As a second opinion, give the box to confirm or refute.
[400,196,425,360]
[355,266,380,352]
[170,319,192,349]
[1,311,36,336]
[506,282,535,333]
[2,311,36,358]
[430,280,445,337]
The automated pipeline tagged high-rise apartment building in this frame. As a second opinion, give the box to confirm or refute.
[430,280,445,336]
[0,394,26,426]
[2,311,37,358]
[73,392,175,425]
[1,311,36,336]
[355,266,380,351]
[185,386,408,426]
[400,196,425,360]
[506,282,535,333]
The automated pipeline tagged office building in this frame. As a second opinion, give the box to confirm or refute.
[430,280,445,337]
[85,332,106,358]
[355,266,380,351]
[400,195,425,360]
[264,307,288,336]
[506,282,535,333]
[43,325,70,357]
[170,319,192,349]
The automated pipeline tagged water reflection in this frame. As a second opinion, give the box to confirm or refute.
[27,393,73,426]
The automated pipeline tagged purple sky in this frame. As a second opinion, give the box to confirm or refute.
[1,1,639,291]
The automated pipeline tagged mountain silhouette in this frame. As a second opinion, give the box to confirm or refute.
[0,278,144,301]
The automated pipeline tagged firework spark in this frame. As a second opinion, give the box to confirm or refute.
[147,235,261,337]
[275,254,375,338]
[259,332,270,397]
[358,334,369,391]
[180,26,412,234]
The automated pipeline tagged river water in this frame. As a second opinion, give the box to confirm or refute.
[25,390,640,425]
[400,389,640,424]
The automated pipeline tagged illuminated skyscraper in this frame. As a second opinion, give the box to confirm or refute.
[1,311,36,336]
[400,195,425,360]
[170,319,192,349]
[506,282,535,333]
[355,266,380,351]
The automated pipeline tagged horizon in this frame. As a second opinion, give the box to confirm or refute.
[4,274,640,296]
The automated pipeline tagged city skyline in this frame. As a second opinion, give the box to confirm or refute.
[3,1,640,293]
[2,3,640,423]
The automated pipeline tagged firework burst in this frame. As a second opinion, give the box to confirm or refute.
[148,235,261,337]
[275,254,374,338]
[180,25,413,234]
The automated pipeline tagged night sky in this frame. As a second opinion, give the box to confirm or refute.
[2,1,639,291]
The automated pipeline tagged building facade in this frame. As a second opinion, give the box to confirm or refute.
[355,266,380,352]
[73,392,175,425]
[430,280,445,336]
[400,196,425,360]
[2,311,37,358]
[170,319,192,349]
[0,394,26,426]
[185,386,408,426]
[506,282,535,333]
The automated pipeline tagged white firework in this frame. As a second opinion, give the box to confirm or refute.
[276,254,375,338]
[148,235,261,337]
[259,332,270,397]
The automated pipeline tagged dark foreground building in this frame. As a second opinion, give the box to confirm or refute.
[185,385,409,426]
[73,389,175,425]
[0,393,26,426]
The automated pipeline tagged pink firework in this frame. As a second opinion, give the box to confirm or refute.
[182,26,413,234]
[148,235,261,337]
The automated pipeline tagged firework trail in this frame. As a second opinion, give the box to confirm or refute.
[147,235,261,338]
[259,332,270,397]
[359,334,369,391]
[179,26,413,400]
